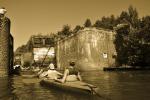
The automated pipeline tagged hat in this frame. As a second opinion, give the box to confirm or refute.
[0,7,7,15]
[49,63,55,70]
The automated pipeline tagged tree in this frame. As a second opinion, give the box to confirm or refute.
[57,25,72,38]
[62,25,72,36]
[73,25,82,33]
[118,11,130,24]
[94,15,116,29]
[136,16,150,66]
[114,24,130,66]
[117,6,139,29]
[93,20,102,28]
[15,45,27,54]
[128,5,139,28]
[84,19,92,27]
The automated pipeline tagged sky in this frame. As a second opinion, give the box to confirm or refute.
[0,0,150,50]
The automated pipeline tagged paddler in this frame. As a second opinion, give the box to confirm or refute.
[46,62,63,79]
[38,62,62,79]
[55,61,82,83]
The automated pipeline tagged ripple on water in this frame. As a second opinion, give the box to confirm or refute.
[1,71,150,100]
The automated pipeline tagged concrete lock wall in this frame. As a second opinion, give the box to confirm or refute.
[0,17,10,75]
[0,16,12,76]
[56,28,117,71]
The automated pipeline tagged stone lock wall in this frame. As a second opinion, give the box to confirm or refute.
[0,16,13,76]
[56,28,117,71]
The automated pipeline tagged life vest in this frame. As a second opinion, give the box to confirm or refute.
[67,67,78,75]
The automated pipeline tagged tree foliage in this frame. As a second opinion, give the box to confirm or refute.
[90,5,150,67]
[84,19,92,27]
[56,25,72,39]
[15,45,27,54]
[114,6,150,67]
[94,15,117,29]
[73,25,83,33]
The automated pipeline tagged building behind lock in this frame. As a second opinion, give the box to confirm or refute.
[18,35,55,67]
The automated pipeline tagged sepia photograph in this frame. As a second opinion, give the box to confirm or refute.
[0,0,150,100]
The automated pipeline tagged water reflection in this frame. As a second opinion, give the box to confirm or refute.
[1,71,150,100]
[81,71,150,100]
[0,76,16,100]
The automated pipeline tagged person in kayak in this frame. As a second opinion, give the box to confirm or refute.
[46,62,63,79]
[55,61,82,83]
[38,63,62,79]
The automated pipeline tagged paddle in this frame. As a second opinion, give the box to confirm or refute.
[40,47,51,67]
[83,84,111,100]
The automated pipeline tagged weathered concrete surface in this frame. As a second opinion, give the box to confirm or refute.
[56,28,117,71]
[0,16,13,76]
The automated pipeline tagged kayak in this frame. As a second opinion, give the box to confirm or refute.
[23,78,41,84]
[22,74,38,78]
[40,79,98,95]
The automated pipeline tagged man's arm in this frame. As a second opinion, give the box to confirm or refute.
[77,72,82,81]
[61,69,69,83]
[55,69,69,83]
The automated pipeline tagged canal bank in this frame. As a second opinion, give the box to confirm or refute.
[103,67,150,71]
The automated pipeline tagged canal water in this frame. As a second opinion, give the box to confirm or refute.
[0,71,150,100]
